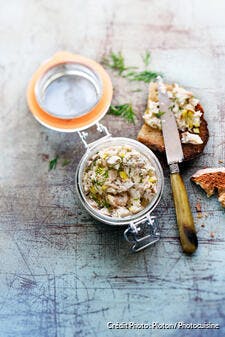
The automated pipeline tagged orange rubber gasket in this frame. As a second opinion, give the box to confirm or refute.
[27,51,113,132]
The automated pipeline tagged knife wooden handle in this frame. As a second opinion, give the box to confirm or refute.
[170,172,198,254]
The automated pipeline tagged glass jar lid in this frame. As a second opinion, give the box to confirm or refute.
[27,51,113,132]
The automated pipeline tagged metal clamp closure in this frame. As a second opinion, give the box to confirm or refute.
[78,122,111,149]
[124,214,160,252]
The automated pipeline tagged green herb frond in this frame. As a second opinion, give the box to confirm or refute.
[62,159,71,167]
[108,104,135,124]
[49,156,59,171]
[102,51,162,83]
[142,51,151,67]
[125,70,162,83]
[155,111,165,118]
[102,52,126,74]
[102,52,137,75]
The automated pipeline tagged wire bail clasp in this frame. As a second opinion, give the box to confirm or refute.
[124,214,160,252]
[78,122,111,149]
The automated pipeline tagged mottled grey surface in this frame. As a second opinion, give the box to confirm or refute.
[0,0,225,336]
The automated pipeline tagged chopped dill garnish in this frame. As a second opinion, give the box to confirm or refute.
[125,70,162,83]
[142,51,151,68]
[155,111,165,118]
[102,52,136,75]
[108,104,135,124]
[62,159,71,167]
[49,156,59,171]
[102,200,111,209]
[96,166,105,175]
[102,51,162,83]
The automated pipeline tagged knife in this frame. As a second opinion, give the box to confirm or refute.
[157,76,198,254]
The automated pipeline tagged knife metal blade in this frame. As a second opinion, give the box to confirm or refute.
[157,77,184,165]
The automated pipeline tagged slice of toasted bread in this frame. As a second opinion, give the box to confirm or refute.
[191,168,225,207]
[137,83,209,161]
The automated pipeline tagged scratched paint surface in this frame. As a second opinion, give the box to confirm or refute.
[0,0,225,336]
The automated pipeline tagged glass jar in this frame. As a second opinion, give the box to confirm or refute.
[27,51,164,252]
[76,135,164,251]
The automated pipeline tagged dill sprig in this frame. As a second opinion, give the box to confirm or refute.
[49,157,71,170]
[108,104,135,124]
[155,111,165,118]
[102,51,162,83]
[62,159,71,167]
[142,51,151,68]
[125,70,161,83]
[102,52,137,75]
[49,156,59,171]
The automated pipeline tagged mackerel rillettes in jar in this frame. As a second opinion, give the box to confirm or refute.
[82,145,158,218]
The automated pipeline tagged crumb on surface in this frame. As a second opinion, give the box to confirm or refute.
[197,213,203,218]
[195,202,202,212]
[210,232,215,238]
[41,153,49,161]
[201,224,205,228]
[218,160,224,164]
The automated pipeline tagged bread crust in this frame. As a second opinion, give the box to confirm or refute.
[137,83,209,161]
[191,168,225,207]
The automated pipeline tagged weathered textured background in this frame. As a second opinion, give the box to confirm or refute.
[0,0,225,336]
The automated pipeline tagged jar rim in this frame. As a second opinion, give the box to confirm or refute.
[35,62,103,120]
[27,51,113,132]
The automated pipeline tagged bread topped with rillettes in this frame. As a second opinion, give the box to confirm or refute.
[191,168,225,207]
[137,82,209,161]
